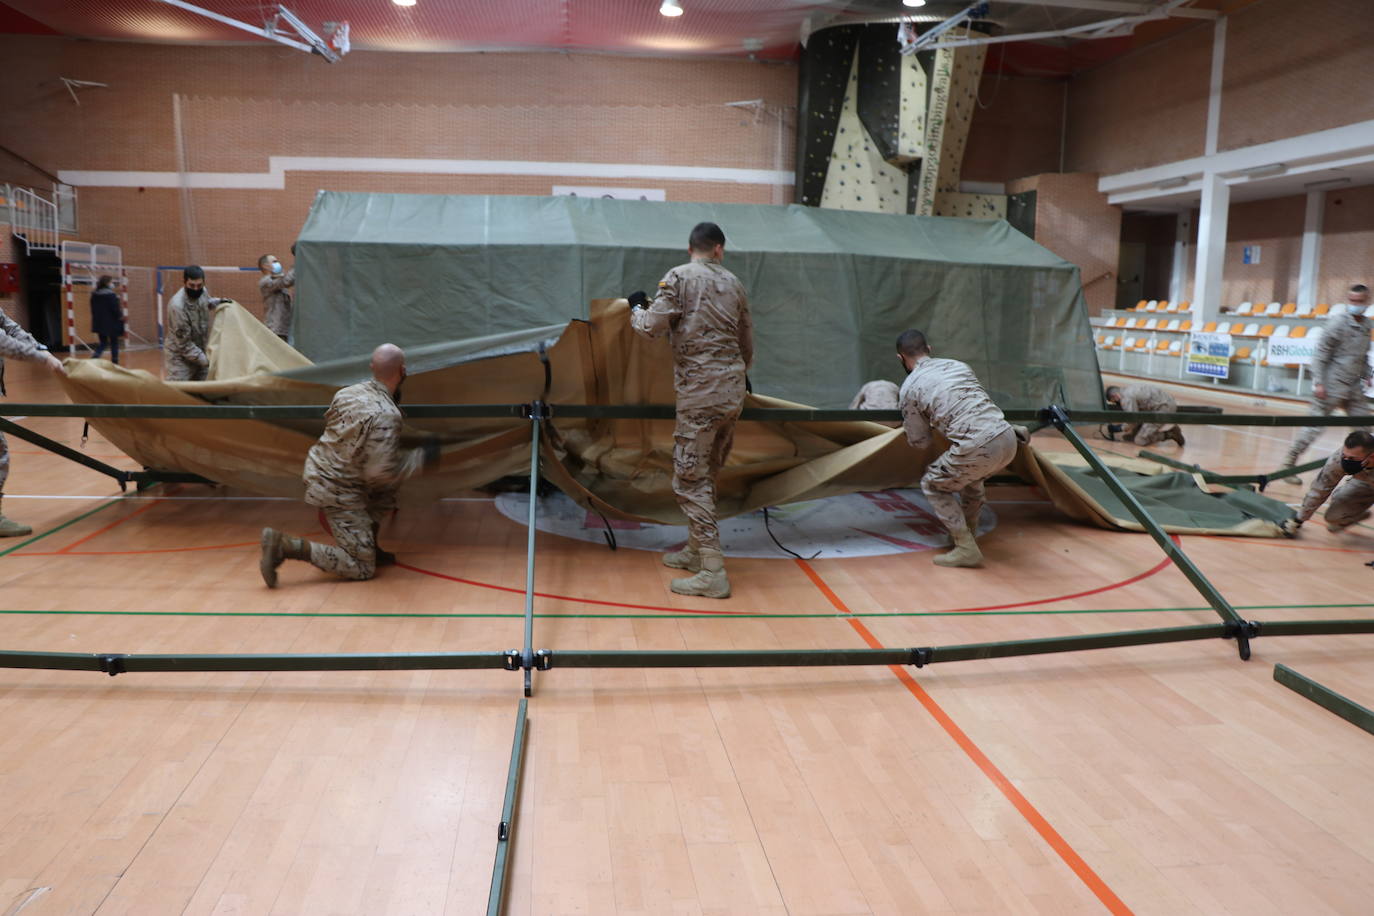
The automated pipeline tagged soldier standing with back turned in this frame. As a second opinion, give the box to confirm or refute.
[1283,284,1372,472]
[629,221,754,599]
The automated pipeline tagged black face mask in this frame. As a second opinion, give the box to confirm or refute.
[1341,457,1366,475]
[185,287,203,299]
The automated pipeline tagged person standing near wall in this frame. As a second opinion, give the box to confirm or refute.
[163,265,227,381]
[0,305,67,536]
[257,252,295,341]
[1283,284,1372,472]
[89,275,124,364]
[629,221,754,599]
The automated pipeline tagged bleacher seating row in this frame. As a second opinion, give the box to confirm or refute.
[1126,299,1373,319]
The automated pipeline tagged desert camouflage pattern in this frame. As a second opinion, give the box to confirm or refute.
[900,356,1015,534]
[849,380,900,410]
[1288,311,1372,459]
[633,255,753,552]
[0,306,49,493]
[631,256,754,413]
[1116,383,1178,446]
[298,378,424,579]
[259,267,295,338]
[163,288,212,381]
[1297,450,1374,528]
[921,427,1018,534]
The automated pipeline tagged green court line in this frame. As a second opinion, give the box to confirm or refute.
[0,494,130,558]
[0,603,1372,621]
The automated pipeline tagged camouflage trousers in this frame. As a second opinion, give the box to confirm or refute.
[1126,422,1178,447]
[673,406,740,553]
[163,356,207,382]
[1322,476,1374,530]
[920,427,1018,535]
[0,430,8,492]
[1289,382,1367,459]
[305,505,389,581]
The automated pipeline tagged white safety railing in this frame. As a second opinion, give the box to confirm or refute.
[7,183,59,253]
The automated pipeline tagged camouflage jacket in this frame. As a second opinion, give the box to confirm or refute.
[1115,383,1175,413]
[164,288,211,379]
[631,256,754,413]
[849,380,900,410]
[259,268,295,337]
[1298,449,1374,522]
[1313,311,1371,393]
[303,378,424,510]
[0,306,47,397]
[899,356,1010,450]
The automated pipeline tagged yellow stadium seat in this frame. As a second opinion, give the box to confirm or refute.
[1280,303,1297,315]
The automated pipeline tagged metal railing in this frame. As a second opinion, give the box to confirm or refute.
[6,183,60,253]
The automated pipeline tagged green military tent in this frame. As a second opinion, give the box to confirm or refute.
[293,192,1103,409]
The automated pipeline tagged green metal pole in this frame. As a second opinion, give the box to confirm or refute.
[521,405,545,697]
[1274,664,1374,736]
[1045,405,1256,659]
[486,698,529,916]
[0,417,132,485]
[1253,619,1374,637]
[0,650,514,674]
[1136,450,1325,487]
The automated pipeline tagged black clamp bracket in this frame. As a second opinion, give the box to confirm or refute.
[523,400,551,421]
[497,821,510,841]
[535,649,553,670]
[99,654,127,676]
[1223,619,1261,661]
[908,647,932,668]
[503,650,521,671]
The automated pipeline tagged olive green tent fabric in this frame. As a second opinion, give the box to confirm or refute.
[58,299,1289,537]
[293,192,1103,410]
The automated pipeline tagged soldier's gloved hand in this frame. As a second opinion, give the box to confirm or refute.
[1280,517,1302,538]
[627,291,648,310]
[420,436,442,470]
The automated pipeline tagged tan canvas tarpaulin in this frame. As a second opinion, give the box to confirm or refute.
[57,300,1288,537]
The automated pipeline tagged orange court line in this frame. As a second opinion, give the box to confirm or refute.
[796,558,1135,916]
[56,499,164,554]
[21,541,258,557]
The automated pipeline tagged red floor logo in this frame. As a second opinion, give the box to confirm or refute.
[494,489,995,558]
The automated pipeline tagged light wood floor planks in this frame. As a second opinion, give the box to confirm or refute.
[0,355,1371,914]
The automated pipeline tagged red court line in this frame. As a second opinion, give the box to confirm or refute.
[21,541,257,557]
[795,558,1134,916]
[1193,534,1373,554]
[56,499,164,554]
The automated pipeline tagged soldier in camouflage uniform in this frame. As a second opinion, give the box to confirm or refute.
[163,265,227,381]
[1283,285,1372,471]
[849,380,900,410]
[1287,429,1374,534]
[0,305,67,536]
[259,343,437,587]
[898,329,1021,568]
[1105,383,1185,447]
[629,221,753,599]
[258,253,295,340]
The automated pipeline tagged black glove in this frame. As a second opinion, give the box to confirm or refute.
[420,436,442,470]
[745,374,753,394]
[627,291,648,310]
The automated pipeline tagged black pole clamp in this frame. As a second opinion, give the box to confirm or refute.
[908,647,932,668]
[503,650,521,671]
[535,649,553,670]
[497,821,510,841]
[99,654,127,676]
[523,400,551,421]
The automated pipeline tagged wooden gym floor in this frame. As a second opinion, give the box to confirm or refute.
[0,353,1371,915]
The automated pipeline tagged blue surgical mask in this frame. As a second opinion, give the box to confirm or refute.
[271,261,283,274]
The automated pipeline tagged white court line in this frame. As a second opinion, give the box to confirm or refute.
[1206,424,1303,445]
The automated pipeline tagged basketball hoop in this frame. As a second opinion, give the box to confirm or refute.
[327,21,350,56]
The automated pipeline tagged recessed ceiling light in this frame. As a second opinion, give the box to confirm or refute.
[902,0,928,7]
[660,0,684,17]
[393,0,416,7]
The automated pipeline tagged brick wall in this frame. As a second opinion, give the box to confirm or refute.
[962,74,1065,184]
[1009,172,1121,315]
[0,35,797,319]
[1220,194,1304,307]
[1319,185,1374,303]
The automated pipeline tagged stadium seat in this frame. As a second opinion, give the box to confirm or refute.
[1287,325,1306,338]
[1296,303,1314,317]
[1144,299,1160,311]
[1271,325,1290,339]
[1166,339,1183,357]
[1235,302,1254,316]
[1231,345,1254,363]
[1107,315,1123,327]
[1160,301,1174,312]
[1257,324,1275,337]
[1178,319,1193,332]
[1202,321,1218,333]
[1134,300,1148,311]
[1144,318,1159,330]
[1314,303,1331,316]
[1280,303,1297,316]
[1263,302,1282,316]
[1165,318,1181,331]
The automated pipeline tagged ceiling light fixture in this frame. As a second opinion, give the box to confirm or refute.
[1303,177,1351,191]
[1238,162,1286,179]
[902,0,928,7]
[392,0,416,7]
[660,0,684,17]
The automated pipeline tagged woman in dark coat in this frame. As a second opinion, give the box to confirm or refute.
[90,275,125,364]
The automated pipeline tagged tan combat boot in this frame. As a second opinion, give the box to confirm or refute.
[260,527,311,588]
[670,547,730,598]
[1166,427,1187,447]
[933,527,983,568]
[662,538,701,572]
[0,498,31,538]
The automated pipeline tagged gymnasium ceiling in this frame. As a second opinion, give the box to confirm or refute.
[2,0,1236,77]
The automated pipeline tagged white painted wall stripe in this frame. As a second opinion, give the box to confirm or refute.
[59,156,794,189]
